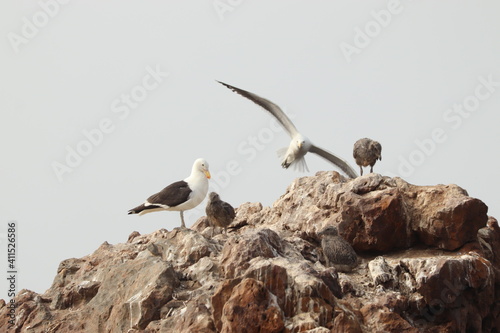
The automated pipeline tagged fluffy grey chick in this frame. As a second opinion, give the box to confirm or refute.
[205,192,235,237]
[353,138,382,176]
[318,226,358,272]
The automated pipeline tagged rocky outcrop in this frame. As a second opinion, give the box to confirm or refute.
[261,173,487,252]
[1,172,498,332]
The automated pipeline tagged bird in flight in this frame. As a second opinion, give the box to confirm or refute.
[128,158,211,228]
[217,81,358,178]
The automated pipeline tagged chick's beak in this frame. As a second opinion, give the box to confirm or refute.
[204,170,211,179]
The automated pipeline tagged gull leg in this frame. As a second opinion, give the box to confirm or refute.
[370,165,374,173]
[180,211,186,228]
[359,166,363,176]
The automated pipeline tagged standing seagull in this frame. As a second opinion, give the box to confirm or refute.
[353,138,382,176]
[217,81,358,178]
[318,226,358,273]
[128,158,211,228]
[205,192,235,237]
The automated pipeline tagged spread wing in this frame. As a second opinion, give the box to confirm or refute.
[217,81,299,138]
[309,144,358,179]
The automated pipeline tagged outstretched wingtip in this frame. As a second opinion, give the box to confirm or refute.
[216,80,231,88]
[309,144,358,179]
[217,81,241,95]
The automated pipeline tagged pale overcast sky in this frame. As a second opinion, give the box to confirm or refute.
[1,1,499,300]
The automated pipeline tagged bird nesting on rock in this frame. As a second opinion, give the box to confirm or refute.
[318,226,358,272]
[205,192,235,237]
[353,138,382,176]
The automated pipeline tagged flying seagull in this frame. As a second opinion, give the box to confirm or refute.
[128,158,211,228]
[217,81,358,178]
[205,192,235,237]
[353,138,382,176]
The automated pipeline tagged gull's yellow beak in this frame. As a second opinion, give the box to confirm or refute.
[204,170,211,179]
[298,142,302,149]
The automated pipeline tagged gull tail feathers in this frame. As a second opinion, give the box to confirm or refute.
[128,204,164,216]
[128,204,146,215]
[291,157,309,173]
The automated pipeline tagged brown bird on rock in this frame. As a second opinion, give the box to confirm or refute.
[353,138,382,176]
[318,226,358,272]
[205,192,235,237]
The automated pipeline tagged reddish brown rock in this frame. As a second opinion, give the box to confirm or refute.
[264,172,488,252]
[0,172,498,332]
[233,202,265,226]
[220,229,284,279]
[215,228,337,332]
[169,301,215,333]
[392,253,495,330]
[243,261,288,310]
[128,230,141,243]
[399,180,488,250]
[478,217,500,284]
[332,308,363,333]
[361,304,419,333]
[317,268,342,299]
[339,186,410,252]
[220,278,284,333]
[212,278,243,332]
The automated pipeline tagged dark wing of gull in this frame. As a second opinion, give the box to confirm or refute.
[309,144,358,179]
[146,181,192,208]
[217,81,299,137]
[127,180,193,214]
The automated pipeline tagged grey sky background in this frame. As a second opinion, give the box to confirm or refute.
[1,1,499,301]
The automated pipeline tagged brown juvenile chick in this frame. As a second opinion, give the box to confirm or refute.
[205,192,235,237]
[318,226,358,272]
[353,138,382,176]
